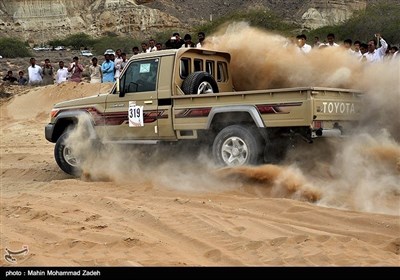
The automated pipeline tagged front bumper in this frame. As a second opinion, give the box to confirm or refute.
[45,123,55,142]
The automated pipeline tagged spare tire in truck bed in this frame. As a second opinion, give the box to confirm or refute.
[181,71,219,95]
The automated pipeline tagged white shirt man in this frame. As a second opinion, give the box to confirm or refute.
[365,35,388,63]
[114,49,123,79]
[89,64,102,84]
[299,44,312,54]
[148,39,157,52]
[28,58,43,85]
[196,32,205,48]
[326,42,340,47]
[56,61,68,84]
[296,34,312,54]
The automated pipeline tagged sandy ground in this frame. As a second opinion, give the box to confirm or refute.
[1,26,400,266]
[0,82,399,267]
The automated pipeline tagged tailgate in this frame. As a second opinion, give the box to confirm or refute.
[310,87,364,136]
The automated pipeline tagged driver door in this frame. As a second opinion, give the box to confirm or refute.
[104,58,159,141]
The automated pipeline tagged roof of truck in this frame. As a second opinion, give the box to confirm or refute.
[129,48,231,62]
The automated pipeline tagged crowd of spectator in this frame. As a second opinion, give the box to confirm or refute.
[2,31,398,87]
[294,32,398,63]
[2,31,206,86]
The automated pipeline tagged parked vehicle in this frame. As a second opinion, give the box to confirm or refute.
[33,46,51,51]
[80,50,93,57]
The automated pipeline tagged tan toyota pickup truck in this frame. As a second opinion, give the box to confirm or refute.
[45,48,363,175]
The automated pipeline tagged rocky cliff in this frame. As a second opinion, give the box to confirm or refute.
[0,0,181,43]
[0,0,392,44]
[145,0,368,29]
[299,0,366,29]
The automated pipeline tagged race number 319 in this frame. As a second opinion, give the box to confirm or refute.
[129,101,144,127]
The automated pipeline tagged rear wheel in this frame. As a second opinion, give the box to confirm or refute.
[212,125,264,167]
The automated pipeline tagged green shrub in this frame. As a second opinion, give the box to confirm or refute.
[0,38,32,58]
[64,33,95,50]
[307,3,400,44]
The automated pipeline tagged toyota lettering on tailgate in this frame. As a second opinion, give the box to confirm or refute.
[321,102,356,114]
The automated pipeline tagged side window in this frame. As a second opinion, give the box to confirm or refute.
[180,58,191,79]
[206,60,214,77]
[217,61,228,82]
[123,59,159,93]
[194,59,203,72]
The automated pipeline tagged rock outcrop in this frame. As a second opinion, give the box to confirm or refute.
[145,0,369,29]
[299,0,367,30]
[0,0,181,43]
[0,0,393,43]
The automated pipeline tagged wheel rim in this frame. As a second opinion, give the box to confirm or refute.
[221,136,248,166]
[63,145,80,167]
[197,81,214,94]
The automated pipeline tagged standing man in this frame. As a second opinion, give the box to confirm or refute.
[56,61,68,84]
[325,33,339,47]
[17,71,28,85]
[196,32,205,48]
[343,39,355,55]
[132,46,140,55]
[68,56,84,82]
[148,39,157,52]
[141,42,149,53]
[182,34,196,48]
[3,70,17,84]
[365,33,388,63]
[296,34,312,54]
[42,58,54,85]
[101,53,115,83]
[114,49,123,79]
[121,53,128,71]
[28,57,43,86]
[313,36,322,48]
[353,40,362,58]
[89,57,102,84]
[155,43,163,51]
[389,46,399,60]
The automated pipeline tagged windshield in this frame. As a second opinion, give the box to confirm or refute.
[121,58,159,93]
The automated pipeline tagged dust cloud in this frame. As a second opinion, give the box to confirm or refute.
[205,21,364,90]
[65,119,229,192]
[68,22,399,215]
[205,22,400,215]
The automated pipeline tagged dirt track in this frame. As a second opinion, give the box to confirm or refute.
[0,82,399,266]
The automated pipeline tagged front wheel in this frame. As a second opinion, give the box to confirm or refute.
[212,125,264,167]
[54,132,82,176]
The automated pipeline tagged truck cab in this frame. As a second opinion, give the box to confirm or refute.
[104,48,233,141]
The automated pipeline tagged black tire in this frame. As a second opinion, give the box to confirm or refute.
[181,71,219,95]
[54,132,82,176]
[212,125,264,167]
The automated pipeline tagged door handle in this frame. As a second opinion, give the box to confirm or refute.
[144,100,153,104]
